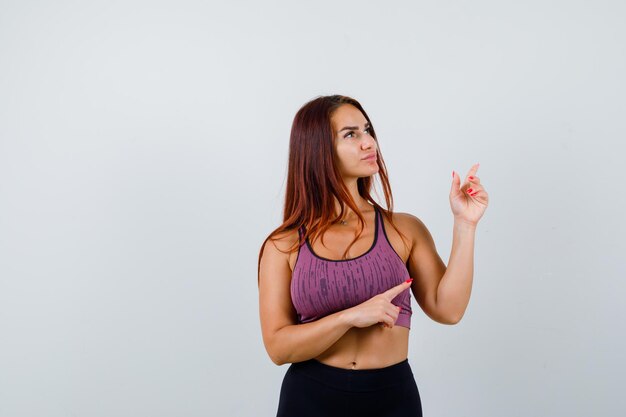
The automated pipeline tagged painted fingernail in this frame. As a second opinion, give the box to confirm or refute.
[405,278,413,283]
[469,176,474,180]
[467,188,473,193]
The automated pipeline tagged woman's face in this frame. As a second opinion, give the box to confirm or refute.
[330,104,379,179]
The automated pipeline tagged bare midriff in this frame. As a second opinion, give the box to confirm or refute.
[313,324,409,370]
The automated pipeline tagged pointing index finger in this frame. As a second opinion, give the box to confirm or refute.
[384,278,413,300]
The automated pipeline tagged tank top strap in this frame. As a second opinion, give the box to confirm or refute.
[373,206,383,249]
[297,225,306,247]
[374,206,406,264]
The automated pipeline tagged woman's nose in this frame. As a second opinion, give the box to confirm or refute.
[362,135,376,149]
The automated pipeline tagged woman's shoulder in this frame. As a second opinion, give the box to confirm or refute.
[268,227,300,247]
[262,227,300,258]
[384,210,432,243]
[261,227,301,273]
[382,209,420,226]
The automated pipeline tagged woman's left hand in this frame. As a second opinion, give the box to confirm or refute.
[450,163,489,226]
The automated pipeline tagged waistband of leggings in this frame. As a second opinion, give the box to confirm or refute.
[289,358,414,392]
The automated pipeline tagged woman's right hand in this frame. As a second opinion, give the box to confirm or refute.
[344,278,413,329]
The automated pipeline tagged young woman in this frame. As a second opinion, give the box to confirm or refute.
[258,95,489,417]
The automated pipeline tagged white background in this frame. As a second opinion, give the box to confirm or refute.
[1,1,624,416]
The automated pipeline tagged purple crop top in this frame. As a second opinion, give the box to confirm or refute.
[291,207,413,329]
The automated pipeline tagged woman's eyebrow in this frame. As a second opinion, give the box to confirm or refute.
[338,122,371,133]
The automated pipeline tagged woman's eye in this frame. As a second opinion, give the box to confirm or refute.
[345,128,371,138]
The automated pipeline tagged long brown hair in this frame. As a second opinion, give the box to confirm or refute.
[257,94,410,285]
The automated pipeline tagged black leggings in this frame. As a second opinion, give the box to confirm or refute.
[276,358,423,417]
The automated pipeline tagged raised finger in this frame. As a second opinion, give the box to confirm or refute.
[383,279,413,300]
[464,163,479,184]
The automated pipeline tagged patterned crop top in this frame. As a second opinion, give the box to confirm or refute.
[290,206,413,329]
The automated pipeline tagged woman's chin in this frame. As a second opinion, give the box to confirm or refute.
[357,168,379,177]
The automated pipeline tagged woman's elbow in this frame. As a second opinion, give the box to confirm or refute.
[268,350,287,366]
[264,336,288,366]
